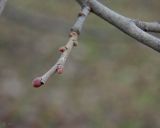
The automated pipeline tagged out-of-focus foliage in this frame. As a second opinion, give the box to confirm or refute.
[0,0,160,128]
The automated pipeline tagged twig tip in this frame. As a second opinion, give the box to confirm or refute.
[32,77,44,88]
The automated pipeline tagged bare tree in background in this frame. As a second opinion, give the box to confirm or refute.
[0,0,7,15]
[0,0,159,87]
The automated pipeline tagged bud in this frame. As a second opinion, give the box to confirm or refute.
[56,65,64,74]
[59,46,66,53]
[32,77,43,88]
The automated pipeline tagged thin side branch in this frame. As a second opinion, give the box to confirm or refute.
[134,20,160,33]
[77,0,160,52]
[32,6,90,87]
[40,32,78,84]
[0,0,7,15]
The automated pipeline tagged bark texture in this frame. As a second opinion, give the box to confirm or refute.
[77,0,160,52]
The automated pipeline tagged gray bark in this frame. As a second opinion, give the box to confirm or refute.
[33,6,90,85]
[77,0,160,52]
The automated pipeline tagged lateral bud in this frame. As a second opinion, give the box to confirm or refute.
[78,11,85,16]
[59,46,67,53]
[56,64,64,74]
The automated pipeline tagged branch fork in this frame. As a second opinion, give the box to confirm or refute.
[32,0,160,87]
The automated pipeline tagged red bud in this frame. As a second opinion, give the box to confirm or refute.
[32,77,43,88]
[59,47,66,53]
[56,65,64,74]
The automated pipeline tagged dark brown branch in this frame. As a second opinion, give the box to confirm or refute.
[32,6,90,87]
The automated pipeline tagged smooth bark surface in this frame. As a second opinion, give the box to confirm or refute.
[77,0,160,52]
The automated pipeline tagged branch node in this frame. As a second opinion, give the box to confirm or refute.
[59,46,67,53]
[78,11,85,16]
[73,40,78,46]
[70,28,80,35]
[69,31,78,37]
[56,64,64,74]
[33,6,89,86]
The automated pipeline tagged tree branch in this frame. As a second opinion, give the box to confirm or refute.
[0,0,7,15]
[134,20,160,33]
[32,6,90,87]
[77,0,160,52]
[33,0,160,87]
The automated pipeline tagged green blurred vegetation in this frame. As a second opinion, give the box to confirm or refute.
[0,0,160,128]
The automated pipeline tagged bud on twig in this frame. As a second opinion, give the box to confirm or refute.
[56,64,64,74]
[32,77,44,88]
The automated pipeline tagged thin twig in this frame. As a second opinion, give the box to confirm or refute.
[41,32,78,84]
[32,6,90,87]
[134,20,160,33]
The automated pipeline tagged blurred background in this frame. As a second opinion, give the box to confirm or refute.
[0,0,160,128]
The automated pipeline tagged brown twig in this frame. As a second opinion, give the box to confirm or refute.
[32,6,90,87]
